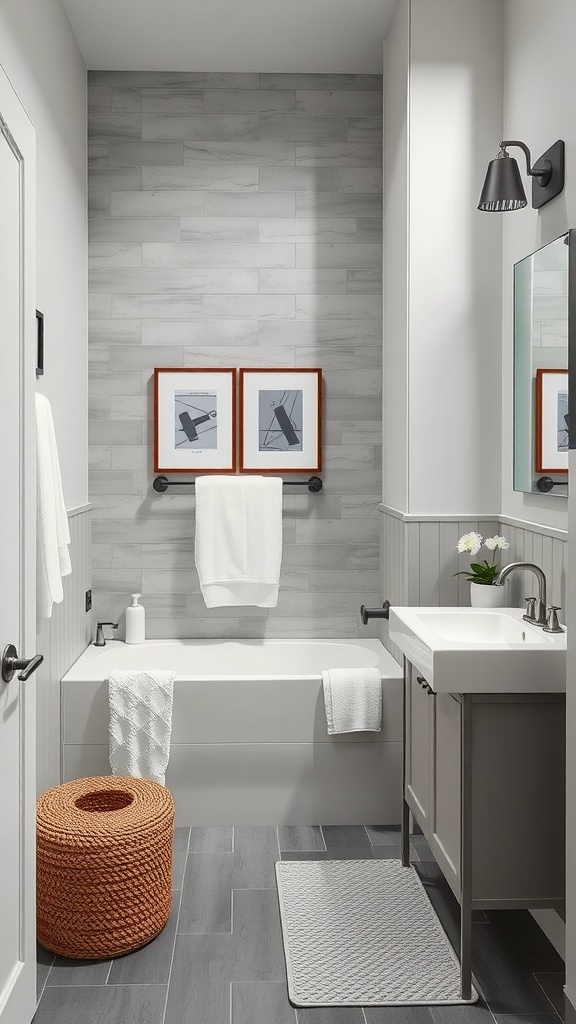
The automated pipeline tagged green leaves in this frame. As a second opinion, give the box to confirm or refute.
[452,558,499,584]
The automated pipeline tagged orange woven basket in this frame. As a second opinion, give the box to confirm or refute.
[37,775,174,960]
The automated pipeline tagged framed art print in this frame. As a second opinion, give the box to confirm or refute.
[154,367,237,473]
[239,368,322,473]
[535,367,569,473]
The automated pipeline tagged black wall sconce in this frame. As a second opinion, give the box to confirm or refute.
[478,140,565,212]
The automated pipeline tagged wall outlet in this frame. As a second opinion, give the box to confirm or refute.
[85,589,92,613]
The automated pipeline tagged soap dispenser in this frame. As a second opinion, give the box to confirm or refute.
[125,593,145,644]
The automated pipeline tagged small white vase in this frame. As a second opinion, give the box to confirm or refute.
[470,582,506,608]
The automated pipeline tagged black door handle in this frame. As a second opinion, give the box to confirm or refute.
[1,644,44,683]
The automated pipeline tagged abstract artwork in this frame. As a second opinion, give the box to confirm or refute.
[535,368,568,474]
[240,368,321,473]
[154,368,236,473]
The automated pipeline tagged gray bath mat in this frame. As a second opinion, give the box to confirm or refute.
[275,859,478,1006]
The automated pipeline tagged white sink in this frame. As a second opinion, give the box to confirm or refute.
[388,606,566,694]
[415,610,551,646]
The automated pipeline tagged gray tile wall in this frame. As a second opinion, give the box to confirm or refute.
[88,72,383,639]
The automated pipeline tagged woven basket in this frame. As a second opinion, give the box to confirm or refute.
[37,775,174,959]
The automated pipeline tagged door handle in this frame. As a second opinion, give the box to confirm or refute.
[1,644,44,683]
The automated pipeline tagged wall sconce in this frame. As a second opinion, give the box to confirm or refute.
[478,140,565,212]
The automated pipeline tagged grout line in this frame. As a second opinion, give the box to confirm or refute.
[229,980,233,1024]
[231,888,234,934]
[104,960,113,985]
[160,886,184,1024]
[533,972,565,1018]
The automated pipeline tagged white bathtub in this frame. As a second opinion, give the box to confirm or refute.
[61,638,403,825]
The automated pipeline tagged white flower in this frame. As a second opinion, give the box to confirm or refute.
[484,535,509,551]
[457,532,483,556]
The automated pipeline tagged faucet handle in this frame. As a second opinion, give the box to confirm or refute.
[543,606,564,634]
[523,597,537,622]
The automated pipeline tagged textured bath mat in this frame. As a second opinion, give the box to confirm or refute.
[275,859,478,1006]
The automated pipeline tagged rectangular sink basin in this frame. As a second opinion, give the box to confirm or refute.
[388,607,566,694]
[416,611,551,646]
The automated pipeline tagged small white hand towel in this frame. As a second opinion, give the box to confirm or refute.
[36,393,72,620]
[194,475,283,608]
[322,667,382,734]
[108,670,175,786]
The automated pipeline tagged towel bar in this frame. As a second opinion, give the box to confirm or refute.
[152,475,323,493]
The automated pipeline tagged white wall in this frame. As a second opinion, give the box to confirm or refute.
[382,0,503,516]
[382,0,410,512]
[502,0,576,532]
[0,0,87,510]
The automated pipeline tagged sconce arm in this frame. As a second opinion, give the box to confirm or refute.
[500,140,552,185]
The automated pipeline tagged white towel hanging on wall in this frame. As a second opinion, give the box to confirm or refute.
[36,393,71,620]
[194,475,283,607]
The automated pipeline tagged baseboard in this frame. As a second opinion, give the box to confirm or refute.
[530,909,565,960]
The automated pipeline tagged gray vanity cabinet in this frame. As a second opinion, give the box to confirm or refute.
[405,664,433,830]
[401,659,565,999]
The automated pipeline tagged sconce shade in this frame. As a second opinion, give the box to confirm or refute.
[478,153,527,212]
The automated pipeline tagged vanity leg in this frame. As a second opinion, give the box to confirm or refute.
[401,658,410,867]
[460,694,473,1000]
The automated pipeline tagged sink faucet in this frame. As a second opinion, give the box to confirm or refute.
[493,562,547,626]
[93,621,118,647]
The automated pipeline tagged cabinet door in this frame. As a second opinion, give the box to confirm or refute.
[431,692,461,891]
[405,666,433,831]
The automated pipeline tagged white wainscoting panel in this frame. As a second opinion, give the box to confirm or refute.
[36,507,92,795]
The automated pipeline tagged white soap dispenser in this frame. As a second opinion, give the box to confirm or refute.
[125,593,145,644]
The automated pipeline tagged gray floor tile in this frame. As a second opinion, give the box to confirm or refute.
[493,1016,561,1024]
[364,825,401,846]
[34,983,167,1024]
[165,934,234,1024]
[233,826,280,887]
[297,1009,365,1023]
[189,825,233,852]
[232,981,296,1024]
[46,956,111,987]
[36,945,54,1001]
[179,853,234,933]
[470,921,562,1015]
[172,849,187,888]
[107,891,180,985]
[430,1000,496,1024]
[232,888,286,980]
[174,826,190,852]
[365,1009,434,1024]
[281,851,330,861]
[278,826,326,852]
[533,974,565,1016]
[321,825,374,859]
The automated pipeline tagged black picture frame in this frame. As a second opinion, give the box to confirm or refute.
[36,309,44,376]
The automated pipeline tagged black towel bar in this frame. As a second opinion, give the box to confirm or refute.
[152,475,323,493]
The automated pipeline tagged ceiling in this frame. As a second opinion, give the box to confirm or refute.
[62,0,397,73]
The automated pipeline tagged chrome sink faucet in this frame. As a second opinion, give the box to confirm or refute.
[494,562,547,626]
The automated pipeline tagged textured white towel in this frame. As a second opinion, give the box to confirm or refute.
[195,475,283,607]
[322,667,382,734]
[108,670,175,786]
[36,393,71,620]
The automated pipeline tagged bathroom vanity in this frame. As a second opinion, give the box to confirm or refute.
[389,607,566,1000]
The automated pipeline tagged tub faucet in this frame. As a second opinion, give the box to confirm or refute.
[93,621,118,647]
[493,562,547,626]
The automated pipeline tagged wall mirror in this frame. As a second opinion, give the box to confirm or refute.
[513,230,573,495]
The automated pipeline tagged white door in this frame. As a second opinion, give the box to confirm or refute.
[0,65,37,1024]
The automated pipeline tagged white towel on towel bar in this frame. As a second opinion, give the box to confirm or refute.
[108,670,175,786]
[322,667,382,734]
[36,393,71,620]
[194,475,283,608]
